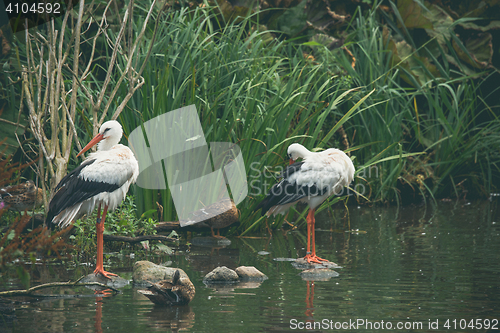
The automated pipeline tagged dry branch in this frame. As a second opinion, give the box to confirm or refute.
[20,0,160,204]
[103,234,178,244]
[154,221,207,232]
[0,278,119,297]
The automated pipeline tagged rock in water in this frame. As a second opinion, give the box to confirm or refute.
[202,266,239,283]
[299,268,339,281]
[292,258,342,270]
[80,273,129,290]
[133,260,189,285]
[235,266,267,281]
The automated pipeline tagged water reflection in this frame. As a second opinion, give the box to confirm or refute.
[304,281,314,319]
[94,294,104,333]
[2,200,499,332]
[187,241,239,274]
[144,305,195,332]
[297,264,341,324]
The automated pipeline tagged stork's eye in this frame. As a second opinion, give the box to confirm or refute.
[103,128,110,133]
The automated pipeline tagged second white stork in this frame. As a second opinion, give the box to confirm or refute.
[256,143,355,264]
[45,120,139,278]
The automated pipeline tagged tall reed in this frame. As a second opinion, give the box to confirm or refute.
[322,5,500,202]
[117,5,379,229]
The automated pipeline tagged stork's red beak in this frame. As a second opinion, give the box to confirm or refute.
[77,133,105,157]
[289,159,294,165]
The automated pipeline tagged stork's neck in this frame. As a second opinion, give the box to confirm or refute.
[97,137,120,151]
[296,145,312,157]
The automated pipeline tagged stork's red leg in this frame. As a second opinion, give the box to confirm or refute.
[303,209,328,264]
[94,204,102,273]
[306,210,312,255]
[311,211,328,262]
[94,205,117,279]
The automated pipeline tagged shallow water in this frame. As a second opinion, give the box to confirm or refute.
[1,200,500,332]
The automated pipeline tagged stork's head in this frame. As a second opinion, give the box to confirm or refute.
[287,143,310,165]
[77,120,123,157]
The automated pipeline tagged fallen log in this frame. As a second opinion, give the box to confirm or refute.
[103,234,178,244]
[0,276,119,297]
[154,221,180,232]
[153,221,208,232]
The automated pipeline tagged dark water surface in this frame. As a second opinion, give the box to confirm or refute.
[1,200,499,332]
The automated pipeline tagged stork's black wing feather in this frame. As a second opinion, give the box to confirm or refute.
[45,159,120,227]
[277,162,304,179]
[255,162,328,216]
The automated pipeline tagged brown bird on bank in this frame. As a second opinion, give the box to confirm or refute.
[178,198,239,239]
[0,180,43,213]
[138,270,195,306]
[204,198,239,238]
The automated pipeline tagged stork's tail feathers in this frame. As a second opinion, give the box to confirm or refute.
[45,203,83,230]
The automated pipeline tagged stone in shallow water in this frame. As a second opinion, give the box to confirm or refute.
[133,260,189,286]
[80,273,129,290]
[202,266,239,283]
[292,258,342,270]
[202,266,268,289]
[299,268,339,281]
[235,266,268,281]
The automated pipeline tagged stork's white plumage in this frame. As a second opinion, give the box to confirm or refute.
[46,120,139,278]
[256,143,355,264]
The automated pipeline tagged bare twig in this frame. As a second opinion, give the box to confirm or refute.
[21,0,158,198]
[22,70,53,174]
[0,278,119,297]
[96,0,131,127]
[103,234,178,244]
[0,118,26,128]
[61,89,83,152]
[80,1,113,81]
[110,0,159,120]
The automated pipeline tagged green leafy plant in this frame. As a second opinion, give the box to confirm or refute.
[70,195,157,255]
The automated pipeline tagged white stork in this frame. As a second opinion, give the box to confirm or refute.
[256,143,355,264]
[45,120,139,278]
